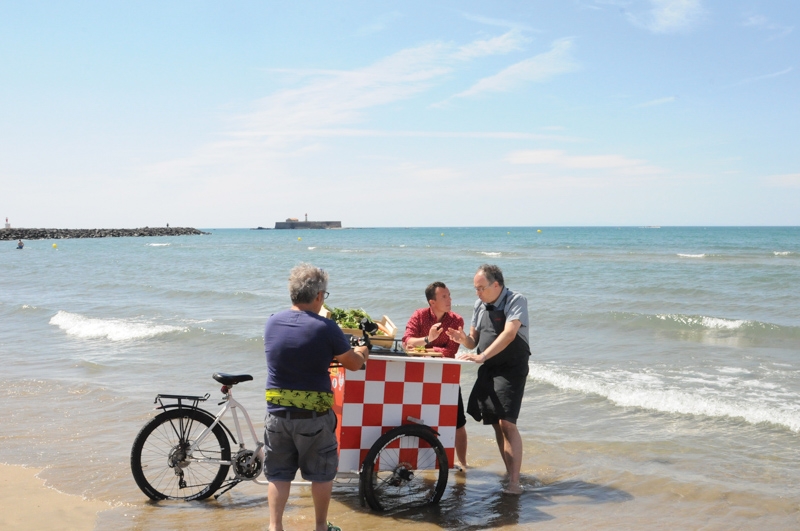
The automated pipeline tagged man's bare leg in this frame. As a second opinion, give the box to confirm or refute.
[311,480,333,531]
[268,480,291,531]
[498,419,523,494]
[455,426,468,469]
[492,422,510,475]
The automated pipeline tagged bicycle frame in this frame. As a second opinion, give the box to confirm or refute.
[155,384,269,490]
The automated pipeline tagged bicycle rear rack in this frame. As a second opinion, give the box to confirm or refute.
[154,393,211,411]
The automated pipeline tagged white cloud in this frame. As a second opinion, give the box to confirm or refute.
[453,38,579,99]
[627,0,705,34]
[763,173,800,188]
[635,96,677,107]
[455,29,530,60]
[146,33,575,181]
[507,149,665,176]
[743,14,793,40]
[730,67,793,87]
[356,11,403,36]
[461,12,534,31]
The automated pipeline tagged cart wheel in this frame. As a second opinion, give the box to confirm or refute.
[360,424,448,512]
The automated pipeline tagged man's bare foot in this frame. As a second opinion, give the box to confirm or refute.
[502,482,523,495]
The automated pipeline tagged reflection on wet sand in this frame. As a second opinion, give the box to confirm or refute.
[330,468,632,530]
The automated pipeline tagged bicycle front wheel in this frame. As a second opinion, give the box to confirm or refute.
[361,424,449,512]
[131,408,231,501]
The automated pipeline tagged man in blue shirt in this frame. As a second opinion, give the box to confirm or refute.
[264,263,369,531]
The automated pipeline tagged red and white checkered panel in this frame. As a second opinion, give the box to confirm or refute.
[329,357,461,474]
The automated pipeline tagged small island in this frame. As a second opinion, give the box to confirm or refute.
[272,214,341,230]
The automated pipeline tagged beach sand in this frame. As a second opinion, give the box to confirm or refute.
[0,464,109,531]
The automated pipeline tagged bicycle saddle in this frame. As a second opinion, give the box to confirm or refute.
[213,372,254,386]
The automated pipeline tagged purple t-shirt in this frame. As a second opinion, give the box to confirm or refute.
[264,309,351,398]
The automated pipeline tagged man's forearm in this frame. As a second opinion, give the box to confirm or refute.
[461,335,477,350]
[405,335,428,347]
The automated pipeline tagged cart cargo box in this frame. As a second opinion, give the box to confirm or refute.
[319,308,397,349]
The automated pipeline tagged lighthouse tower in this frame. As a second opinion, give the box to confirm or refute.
[4,217,9,229]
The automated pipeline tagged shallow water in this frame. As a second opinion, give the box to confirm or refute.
[1,227,799,529]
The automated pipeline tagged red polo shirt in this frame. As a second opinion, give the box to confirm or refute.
[402,307,464,358]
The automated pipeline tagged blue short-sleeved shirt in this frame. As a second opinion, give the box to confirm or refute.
[264,310,351,395]
[470,286,530,346]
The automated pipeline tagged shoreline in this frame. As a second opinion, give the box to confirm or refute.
[1,227,209,240]
[0,464,109,531]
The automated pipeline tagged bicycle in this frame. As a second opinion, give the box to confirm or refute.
[130,331,455,511]
[130,372,267,501]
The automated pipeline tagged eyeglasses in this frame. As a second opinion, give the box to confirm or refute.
[474,284,491,293]
[323,291,330,299]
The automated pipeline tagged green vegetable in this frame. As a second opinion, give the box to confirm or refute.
[324,305,386,335]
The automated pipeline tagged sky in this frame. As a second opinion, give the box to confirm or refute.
[1,0,798,228]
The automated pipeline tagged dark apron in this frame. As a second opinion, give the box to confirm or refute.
[466,305,530,424]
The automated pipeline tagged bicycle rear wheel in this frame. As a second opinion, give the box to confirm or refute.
[361,424,449,512]
[131,408,231,500]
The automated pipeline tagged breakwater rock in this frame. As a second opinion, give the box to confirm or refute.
[1,227,209,240]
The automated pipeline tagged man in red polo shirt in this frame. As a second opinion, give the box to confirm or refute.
[402,281,467,470]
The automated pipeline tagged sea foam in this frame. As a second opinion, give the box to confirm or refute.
[49,311,185,341]
[529,363,800,433]
[655,313,747,330]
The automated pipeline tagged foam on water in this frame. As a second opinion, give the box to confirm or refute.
[655,314,747,330]
[604,311,799,341]
[530,363,800,433]
[49,311,186,341]
[677,253,706,258]
[146,243,170,247]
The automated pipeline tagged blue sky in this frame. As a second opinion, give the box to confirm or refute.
[1,1,798,228]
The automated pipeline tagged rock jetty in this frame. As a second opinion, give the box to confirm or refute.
[1,227,209,240]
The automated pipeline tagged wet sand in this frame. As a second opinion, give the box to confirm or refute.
[0,464,109,531]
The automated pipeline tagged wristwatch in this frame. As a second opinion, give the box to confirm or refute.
[423,336,431,347]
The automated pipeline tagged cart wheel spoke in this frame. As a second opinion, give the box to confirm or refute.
[360,424,448,512]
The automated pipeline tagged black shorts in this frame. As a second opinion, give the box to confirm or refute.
[467,360,529,425]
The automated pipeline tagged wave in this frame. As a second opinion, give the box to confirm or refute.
[478,252,502,257]
[656,313,746,330]
[146,243,170,247]
[677,253,705,258]
[605,312,800,342]
[49,311,186,341]
[530,363,800,433]
[774,251,794,256]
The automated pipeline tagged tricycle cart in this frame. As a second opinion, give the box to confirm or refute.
[130,348,467,513]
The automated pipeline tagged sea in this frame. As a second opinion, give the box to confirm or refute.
[1,226,798,530]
